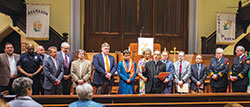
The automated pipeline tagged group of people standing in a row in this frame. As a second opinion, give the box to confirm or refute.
[0,42,250,96]
[92,43,250,94]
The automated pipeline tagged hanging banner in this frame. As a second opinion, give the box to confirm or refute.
[26,4,50,40]
[216,12,235,44]
[138,37,154,55]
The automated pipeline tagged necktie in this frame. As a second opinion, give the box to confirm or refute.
[179,61,182,79]
[105,55,110,73]
[197,64,200,79]
[65,54,68,68]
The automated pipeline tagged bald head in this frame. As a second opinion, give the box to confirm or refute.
[27,44,34,54]
[36,45,45,56]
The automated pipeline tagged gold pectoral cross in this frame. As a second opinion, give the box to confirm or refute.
[170,47,179,62]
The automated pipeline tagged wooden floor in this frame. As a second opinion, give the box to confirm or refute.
[4,93,250,107]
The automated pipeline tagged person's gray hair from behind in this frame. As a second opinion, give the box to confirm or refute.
[142,48,152,55]
[76,83,93,101]
[12,77,33,97]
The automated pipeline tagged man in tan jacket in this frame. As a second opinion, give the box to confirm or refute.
[71,49,92,87]
[0,42,19,94]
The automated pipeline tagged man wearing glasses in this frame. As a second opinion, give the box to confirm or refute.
[173,51,191,94]
[17,44,43,95]
[143,50,166,94]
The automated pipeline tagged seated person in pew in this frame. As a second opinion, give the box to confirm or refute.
[160,51,174,94]
[190,55,207,93]
[136,48,152,94]
[143,50,166,94]
[230,46,250,92]
[71,49,92,89]
[69,83,103,107]
[209,48,229,93]
[8,77,42,107]
[173,51,191,94]
[117,50,136,94]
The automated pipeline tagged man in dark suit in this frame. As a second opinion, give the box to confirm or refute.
[56,42,74,95]
[36,45,49,95]
[93,42,116,94]
[143,50,166,94]
[230,46,250,92]
[43,46,64,95]
[190,55,207,93]
[0,42,19,94]
[209,48,229,93]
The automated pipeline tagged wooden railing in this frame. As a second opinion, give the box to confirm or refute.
[201,1,250,54]
[0,0,67,49]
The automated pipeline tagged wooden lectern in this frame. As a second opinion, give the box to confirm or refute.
[129,43,161,64]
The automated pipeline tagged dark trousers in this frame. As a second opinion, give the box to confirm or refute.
[44,87,62,95]
[32,77,42,95]
[62,78,72,95]
[0,78,15,95]
[95,80,112,94]
[212,86,227,93]
[232,85,247,92]
[148,87,162,94]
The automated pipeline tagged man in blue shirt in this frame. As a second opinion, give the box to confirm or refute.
[17,44,43,95]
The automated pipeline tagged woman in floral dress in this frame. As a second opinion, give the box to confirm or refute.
[136,48,152,94]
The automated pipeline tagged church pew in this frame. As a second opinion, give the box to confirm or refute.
[42,101,250,107]
[4,93,250,107]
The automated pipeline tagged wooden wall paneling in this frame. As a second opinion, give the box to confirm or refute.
[139,0,153,34]
[124,0,137,32]
[111,0,120,32]
[85,0,189,52]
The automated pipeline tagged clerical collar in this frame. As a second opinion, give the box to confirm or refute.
[154,60,159,64]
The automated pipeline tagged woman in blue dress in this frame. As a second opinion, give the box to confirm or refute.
[117,50,136,94]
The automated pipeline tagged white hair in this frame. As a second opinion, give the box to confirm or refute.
[216,48,224,53]
[60,42,70,48]
[178,51,185,56]
[76,83,93,101]
[236,46,245,52]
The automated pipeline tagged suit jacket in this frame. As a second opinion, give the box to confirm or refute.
[93,53,116,85]
[161,59,175,86]
[56,51,74,75]
[71,59,92,87]
[173,60,191,85]
[190,63,207,90]
[230,54,250,86]
[0,53,19,86]
[42,56,64,90]
[209,56,229,87]
[143,60,166,93]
